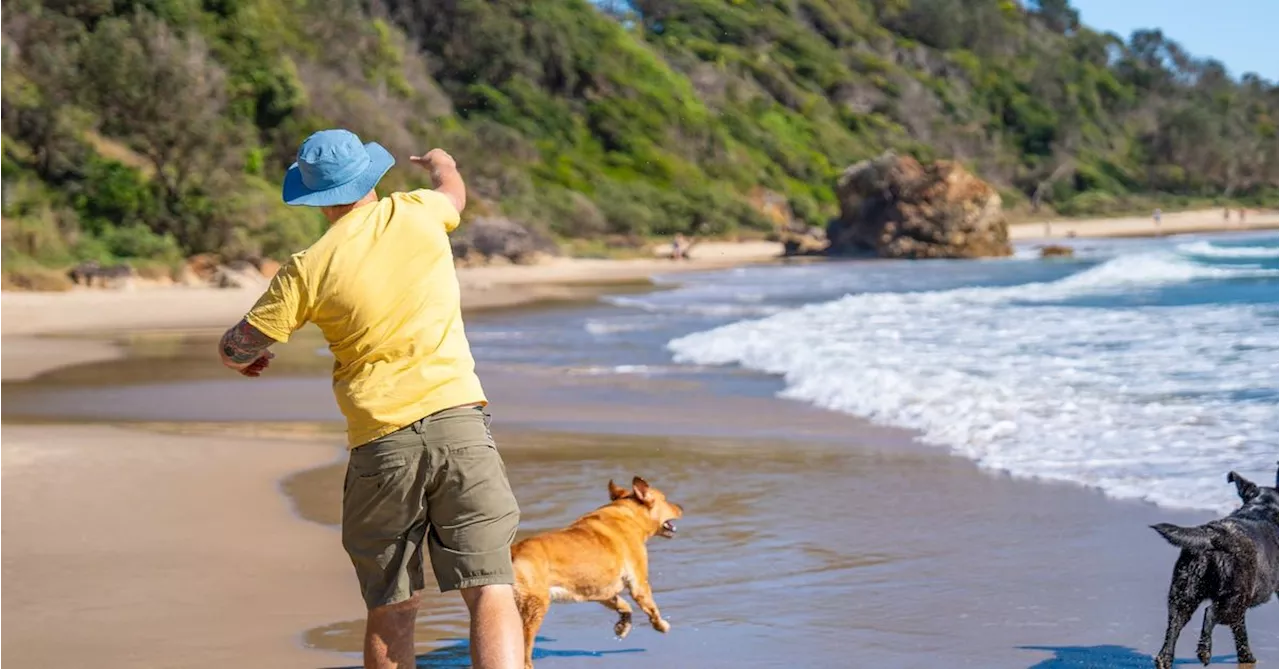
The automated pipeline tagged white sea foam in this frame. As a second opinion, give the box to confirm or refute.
[604,294,784,318]
[1177,240,1279,260]
[567,364,699,376]
[1025,252,1276,300]
[668,251,1279,513]
[584,318,657,335]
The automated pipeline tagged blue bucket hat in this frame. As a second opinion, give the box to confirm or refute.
[282,129,395,206]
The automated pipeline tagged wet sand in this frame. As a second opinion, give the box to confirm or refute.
[3,328,1277,668]
[1,423,354,667]
[293,429,1279,669]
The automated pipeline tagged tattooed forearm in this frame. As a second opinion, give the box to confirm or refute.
[219,319,275,366]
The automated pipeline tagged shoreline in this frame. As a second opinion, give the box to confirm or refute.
[0,241,782,381]
[3,211,1273,333]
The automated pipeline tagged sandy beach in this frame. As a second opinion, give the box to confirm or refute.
[3,219,1278,668]
[1,423,354,667]
[5,334,1276,668]
[1008,207,1278,240]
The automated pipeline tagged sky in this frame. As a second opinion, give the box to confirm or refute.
[1070,0,1279,82]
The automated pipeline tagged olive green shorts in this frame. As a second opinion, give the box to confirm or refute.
[341,405,519,609]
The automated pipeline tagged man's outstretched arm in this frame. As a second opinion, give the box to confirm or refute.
[219,318,276,377]
[410,148,466,213]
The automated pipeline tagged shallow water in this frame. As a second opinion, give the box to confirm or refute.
[291,429,1277,668]
[462,232,1280,514]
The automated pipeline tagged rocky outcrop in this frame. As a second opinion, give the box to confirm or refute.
[746,187,826,257]
[215,260,270,289]
[826,151,1011,259]
[780,226,827,256]
[68,261,136,288]
[181,253,221,286]
[1037,244,1075,258]
[451,217,559,266]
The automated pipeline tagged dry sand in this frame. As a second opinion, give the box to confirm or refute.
[1009,207,1277,240]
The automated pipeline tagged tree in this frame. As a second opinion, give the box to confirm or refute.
[1030,0,1079,34]
[76,11,246,250]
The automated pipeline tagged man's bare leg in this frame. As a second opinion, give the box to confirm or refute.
[460,584,523,669]
[364,593,421,669]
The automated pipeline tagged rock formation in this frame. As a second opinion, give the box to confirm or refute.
[451,217,559,266]
[1037,244,1075,258]
[827,151,1011,259]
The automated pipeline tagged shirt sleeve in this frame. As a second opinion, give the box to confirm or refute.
[244,254,310,343]
[402,189,462,233]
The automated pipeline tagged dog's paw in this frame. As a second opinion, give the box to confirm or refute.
[652,618,671,634]
[1153,655,1173,669]
[614,619,632,639]
[1237,651,1256,665]
[1196,644,1211,665]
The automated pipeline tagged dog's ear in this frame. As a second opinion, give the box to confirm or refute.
[1228,471,1259,501]
[631,476,653,504]
[608,479,629,501]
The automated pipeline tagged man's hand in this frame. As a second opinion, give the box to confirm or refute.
[219,319,277,377]
[410,148,456,175]
[236,351,274,377]
[410,148,466,213]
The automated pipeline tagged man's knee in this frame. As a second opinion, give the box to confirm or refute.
[460,583,516,611]
[369,592,422,625]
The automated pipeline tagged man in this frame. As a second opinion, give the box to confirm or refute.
[218,129,523,669]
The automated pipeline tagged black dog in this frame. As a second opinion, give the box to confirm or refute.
[1151,469,1278,668]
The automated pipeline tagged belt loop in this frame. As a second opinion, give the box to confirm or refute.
[410,418,424,435]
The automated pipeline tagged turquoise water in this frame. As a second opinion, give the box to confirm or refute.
[469,231,1280,512]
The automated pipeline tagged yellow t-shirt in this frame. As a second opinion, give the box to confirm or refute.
[244,190,486,447]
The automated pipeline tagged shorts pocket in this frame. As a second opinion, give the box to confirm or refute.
[352,455,409,478]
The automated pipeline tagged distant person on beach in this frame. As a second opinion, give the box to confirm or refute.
[217,129,522,669]
[671,233,688,260]
[1239,208,1247,224]
[1153,208,1161,229]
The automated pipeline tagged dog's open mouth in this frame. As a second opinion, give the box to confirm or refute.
[659,520,677,538]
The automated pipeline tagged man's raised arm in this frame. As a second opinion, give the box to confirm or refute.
[410,148,466,214]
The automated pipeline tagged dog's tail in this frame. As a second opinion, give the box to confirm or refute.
[1151,522,1230,551]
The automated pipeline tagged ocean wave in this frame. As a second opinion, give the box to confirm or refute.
[1177,240,1279,260]
[584,318,658,335]
[567,364,704,376]
[1026,252,1277,300]
[668,250,1278,513]
[603,294,784,318]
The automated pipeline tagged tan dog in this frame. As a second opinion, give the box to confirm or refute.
[511,477,684,669]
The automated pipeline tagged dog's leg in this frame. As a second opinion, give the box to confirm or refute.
[600,595,633,639]
[1228,618,1255,665]
[517,592,549,669]
[626,577,670,634]
[1196,605,1215,666]
[1156,603,1194,669]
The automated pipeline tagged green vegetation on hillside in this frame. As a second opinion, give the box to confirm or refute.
[3,0,1276,276]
